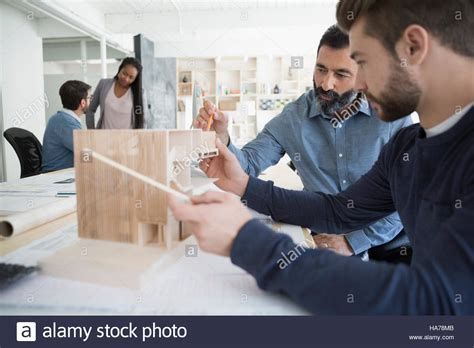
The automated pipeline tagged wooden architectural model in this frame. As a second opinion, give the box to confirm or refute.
[73,129,218,249]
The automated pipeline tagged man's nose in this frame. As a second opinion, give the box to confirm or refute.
[321,74,336,91]
[354,71,367,92]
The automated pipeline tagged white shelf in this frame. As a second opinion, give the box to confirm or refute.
[177,55,314,142]
[259,94,299,99]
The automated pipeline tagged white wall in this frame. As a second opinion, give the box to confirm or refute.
[43,61,120,127]
[0,2,46,181]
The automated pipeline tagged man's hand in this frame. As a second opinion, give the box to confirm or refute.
[199,139,249,197]
[194,100,230,144]
[312,233,354,256]
[168,191,252,256]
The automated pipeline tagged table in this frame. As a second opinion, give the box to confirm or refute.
[0,161,311,315]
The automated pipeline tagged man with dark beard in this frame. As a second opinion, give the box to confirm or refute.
[194,25,412,258]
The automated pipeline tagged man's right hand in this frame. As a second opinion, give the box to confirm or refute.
[194,100,230,144]
[199,138,249,197]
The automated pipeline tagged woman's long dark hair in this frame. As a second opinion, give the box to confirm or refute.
[114,57,144,129]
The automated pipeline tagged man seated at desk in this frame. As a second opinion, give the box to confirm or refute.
[194,25,412,260]
[42,80,91,172]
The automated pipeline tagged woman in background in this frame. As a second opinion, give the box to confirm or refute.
[86,57,145,129]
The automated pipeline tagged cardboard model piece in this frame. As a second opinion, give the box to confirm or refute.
[73,129,218,249]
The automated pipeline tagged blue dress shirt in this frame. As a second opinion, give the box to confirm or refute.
[228,90,412,254]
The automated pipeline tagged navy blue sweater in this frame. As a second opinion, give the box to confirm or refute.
[231,106,474,314]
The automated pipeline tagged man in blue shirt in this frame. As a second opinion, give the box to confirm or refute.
[42,80,91,172]
[195,26,412,257]
[169,0,474,314]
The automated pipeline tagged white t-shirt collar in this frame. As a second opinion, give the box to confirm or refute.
[424,102,474,138]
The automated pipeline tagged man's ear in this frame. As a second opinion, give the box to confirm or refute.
[395,24,429,66]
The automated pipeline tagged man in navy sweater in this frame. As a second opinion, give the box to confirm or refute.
[169,0,473,314]
[42,80,91,172]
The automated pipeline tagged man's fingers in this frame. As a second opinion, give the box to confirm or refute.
[214,110,225,121]
[203,101,217,118]
[199,157,211,168]
[199,160,209,173]
[194,115,209,129]
[199,108,211,121]
[191,191,230,205]
[313,235,332,247]
[203,100,220,120]
[313,234,330,241]
[203,99,215,112]
[167,194,201,222]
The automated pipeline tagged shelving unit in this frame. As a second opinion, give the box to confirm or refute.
[177,55,314,145]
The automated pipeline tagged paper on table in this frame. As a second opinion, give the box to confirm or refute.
[0,223,136,314]
[0,222,78,265]
[0,170,77,238]
[0,197,76,238]
[0,274,137,314]
[0,223,308,315]
[0,171,76,196]
[135,236,309,315]
[0,196,65,214]
[251,210,308,245]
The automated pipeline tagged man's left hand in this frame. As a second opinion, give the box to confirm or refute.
[312,233,354,256]
[168,191,252,256]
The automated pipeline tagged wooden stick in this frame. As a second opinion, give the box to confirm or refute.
[84,148,190,202]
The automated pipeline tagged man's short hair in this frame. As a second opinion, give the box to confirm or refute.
[336,0,473,57]
[317,25,350,53]
[59,80,91,110]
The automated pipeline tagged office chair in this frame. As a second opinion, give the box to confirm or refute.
[287,160,297,173]
[3,127,43,178]
[368,230,412,264]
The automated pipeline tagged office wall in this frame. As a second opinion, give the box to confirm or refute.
[43,61,120,128]
[0,3,46,181]
[43,74,99,129]
[135,35,177,129]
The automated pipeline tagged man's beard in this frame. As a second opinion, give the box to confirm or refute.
[313,80,357,116]
[364,60,421,122]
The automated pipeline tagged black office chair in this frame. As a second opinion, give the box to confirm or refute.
[368,230,412,265]
[3,127,43,178]
[287,160,298,175]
